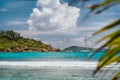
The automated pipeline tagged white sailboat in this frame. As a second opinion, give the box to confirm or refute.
[80,36,90,52]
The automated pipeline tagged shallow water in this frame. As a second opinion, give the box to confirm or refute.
[0,52,119,80]
[0,52,104,61]
[0,66,117,80]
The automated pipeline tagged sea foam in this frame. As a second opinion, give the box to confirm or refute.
[0,61,97,68]
[0,61,119,69]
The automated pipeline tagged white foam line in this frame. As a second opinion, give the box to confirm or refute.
[0,61,98,68]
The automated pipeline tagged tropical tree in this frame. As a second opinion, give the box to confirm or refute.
[77,0,120,80]
[0,30,21,40]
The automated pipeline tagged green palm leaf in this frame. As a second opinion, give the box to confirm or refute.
[78,0,120,79]
[112,72,120,80]
[96,30,120,43]
[93,19,120,35]
[93,23,120,75]
[93,47,120,74]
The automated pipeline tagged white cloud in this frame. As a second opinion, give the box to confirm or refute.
[27,0,80,32]
[26,0,112,49]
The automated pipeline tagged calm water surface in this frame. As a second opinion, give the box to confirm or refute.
[0,52,104,61]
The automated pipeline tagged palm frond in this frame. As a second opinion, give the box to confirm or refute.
[93,27,120,74]
[93,47,120,74]
[97,30,120,43]
[112,72,120,80]
[93,19,120,35]
[78,0,120,79]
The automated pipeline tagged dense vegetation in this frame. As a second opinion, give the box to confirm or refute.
[0,30,60,52]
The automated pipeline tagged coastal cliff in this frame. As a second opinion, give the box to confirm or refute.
[0,30,60,52]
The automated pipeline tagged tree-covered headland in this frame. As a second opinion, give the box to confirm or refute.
[0,30,60,52]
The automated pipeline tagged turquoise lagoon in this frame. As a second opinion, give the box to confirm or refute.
[0,52,104,61]
[0,52,119,80]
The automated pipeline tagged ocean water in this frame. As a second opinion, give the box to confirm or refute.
[0,52,104,61]
[0,52,119,80]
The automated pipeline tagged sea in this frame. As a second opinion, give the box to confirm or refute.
[0,51,119,80]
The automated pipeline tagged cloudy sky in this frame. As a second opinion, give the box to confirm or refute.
[0,0,120,49]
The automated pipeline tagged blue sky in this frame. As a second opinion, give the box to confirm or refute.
[0,0,120,49]
[0,0,37,30]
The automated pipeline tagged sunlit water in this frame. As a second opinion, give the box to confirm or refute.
[0,52,119,80]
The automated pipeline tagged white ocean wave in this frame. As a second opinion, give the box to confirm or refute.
[0,61,97,68]
[0,61,119,70]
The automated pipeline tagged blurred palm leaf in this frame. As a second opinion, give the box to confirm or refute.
[78,0,120,79]
[93,19,120,35]
[80,0,119,23]
[112,72,120,80]
[86,0,120,11]
[92,16,120,80]
[93,19,120,79]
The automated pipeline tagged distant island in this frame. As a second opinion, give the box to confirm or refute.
[63,46,107,52]
[63,46,96,52]
[0,30,60,52]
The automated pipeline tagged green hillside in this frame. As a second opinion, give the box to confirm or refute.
[0,30,60,52]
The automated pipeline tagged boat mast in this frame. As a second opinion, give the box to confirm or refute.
[84,36,87,49]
